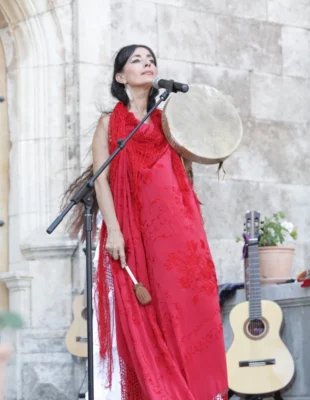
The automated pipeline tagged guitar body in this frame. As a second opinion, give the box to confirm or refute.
[65,295,87,358]
[226,299,295,395]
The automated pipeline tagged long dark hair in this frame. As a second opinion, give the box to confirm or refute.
[62,45,159,240]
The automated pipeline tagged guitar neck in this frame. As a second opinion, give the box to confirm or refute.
[248,243,262,320]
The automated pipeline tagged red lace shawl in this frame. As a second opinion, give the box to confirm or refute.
[95,102,228,400]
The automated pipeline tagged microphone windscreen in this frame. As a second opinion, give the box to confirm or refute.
[152,76,161,89]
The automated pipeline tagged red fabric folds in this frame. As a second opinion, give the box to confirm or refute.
[95,102,228,399]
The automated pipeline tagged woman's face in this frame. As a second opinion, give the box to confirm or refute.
[117,47,157,88]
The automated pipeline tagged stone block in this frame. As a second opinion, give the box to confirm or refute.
[1,272,33,326]
[54,3,74,64]
[11,22,32,67]
[30,258,72,328]
[17,213,39,248]
[0,1,33,24]
[78,63,115,164]
[183,0,226,13]
[216,16,282,75]
[235,185,309,278]
[8,216,23,265]
[194,175,262,241]
[141,0,183,5]
[48,138,68,212]
[192,64,251,117]
[47,66,66,138]
[158,58,192,84]
[8,142,19,218]
[52,0,73,7]
[9,67,65,143]
[77,0,112,65]
[208,239,245,284]
[21,230,77,260]
[258,184,310,262]
[282,26,310,79]
[6,68,19,132]
[291,241,310,277]
[111,1,157,55]
[194,177,310,268]
[220,119,310,185]
[251,73,310,123]
[38,11,66,66]
[222,284,310,397]
[5,364,17,400]
[0,9,7,27]
[33,0,72,15]
[10,134,66,236]
[22,359,74,400]
[0,27,15,69]
[158,6,216,64]
[268,0,310,29]
[79,137,93,172]
[20,329,68,354]
[13,14,65,68]
[8,141,37,214]
[226,0,267,20]
[129,0,227,12]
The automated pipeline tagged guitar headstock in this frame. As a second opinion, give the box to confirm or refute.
[243,210,261,244]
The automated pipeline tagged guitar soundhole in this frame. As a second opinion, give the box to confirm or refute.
[248,319,265,337]
[81,308,87,320]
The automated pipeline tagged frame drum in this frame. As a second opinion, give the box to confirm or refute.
[162,84,243,165]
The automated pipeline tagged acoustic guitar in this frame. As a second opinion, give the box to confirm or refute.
[226,211,295,396]
[65,289,88,358]
[65,246,97,358]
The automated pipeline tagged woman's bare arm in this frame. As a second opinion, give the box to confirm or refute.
[92,115,126,266]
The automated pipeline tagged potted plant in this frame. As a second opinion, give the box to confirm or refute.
[258,212,298,284]
[0,311,23,400]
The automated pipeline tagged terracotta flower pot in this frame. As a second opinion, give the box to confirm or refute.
[259,246,295,285]
[0,344,12,400]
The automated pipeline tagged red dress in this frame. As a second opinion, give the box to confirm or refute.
[96,102,228,400]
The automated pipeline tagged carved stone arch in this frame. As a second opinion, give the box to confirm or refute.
[0,0,77,330]
[0,3,78,396]
[0,0,75,268]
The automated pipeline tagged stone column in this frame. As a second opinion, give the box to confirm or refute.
[0,272,32,400]
[1,231,77,400]
[0,272,33,327]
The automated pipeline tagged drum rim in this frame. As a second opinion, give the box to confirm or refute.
[161,84,244,164]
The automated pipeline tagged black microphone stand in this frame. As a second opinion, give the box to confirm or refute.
[46,87,172,400]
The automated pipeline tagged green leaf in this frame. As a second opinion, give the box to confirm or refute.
[0,312,23,330]
[291,230,298,240]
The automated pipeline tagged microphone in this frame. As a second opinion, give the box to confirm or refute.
[152,77,189,93]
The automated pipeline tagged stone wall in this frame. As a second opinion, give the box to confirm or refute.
[76,0,310,284]
[0,0,309,398]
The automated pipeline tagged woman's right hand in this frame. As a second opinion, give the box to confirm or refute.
[106,228,126,268]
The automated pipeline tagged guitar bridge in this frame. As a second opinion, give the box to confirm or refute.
[76,336,87,343]
[239,358,275,367]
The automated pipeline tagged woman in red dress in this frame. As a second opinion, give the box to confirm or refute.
[67,44,228,400]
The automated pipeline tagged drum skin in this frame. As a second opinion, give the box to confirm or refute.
[161,84,243,165]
